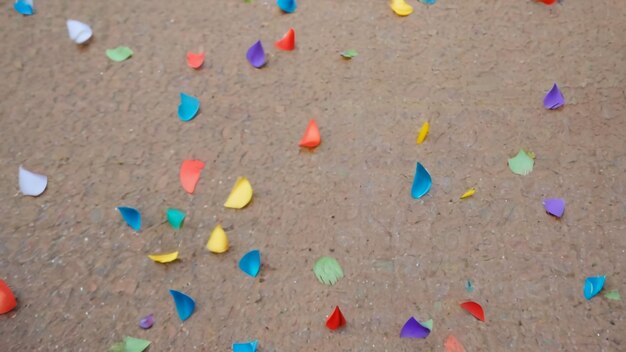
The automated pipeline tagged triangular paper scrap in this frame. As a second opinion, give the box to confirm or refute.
[400,317,431,338]
[411,162,432,199]
[416,121,429,144]
[206,224,229,253]
[177,92,200,121]
[421,319,433,331]
[233,340,258,352]
[543,198,565,218]
[169,289,195,321]
[224,177,253,209]
[390,0,413,16]
[239,250,261,277]
[111,336,150,352]
[0,279,17,315]
[246,40,266,68]
[14,0,34,15]
[313,256,344,285]
[106,46,133,62]
[584,276,606,300]
[180,160,205,194]
[340,49,358,59]
[299,119,321,148]
[326,306,346,330]
[148,251,179,263]
[117,206,141,231]
[19,165,47,197]
[276,0,296,13]
[275,28,295,51]
[460,301,485,321]
[460,187,475,199]
[187,52,205,69]
[66,19,92,44]
[604,290,621,301]
[166,208,186,230]
[444,335,466,352]
[508,149,534,176]
[544,83,564,109]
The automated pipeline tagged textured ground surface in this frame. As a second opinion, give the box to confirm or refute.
[1,0,625,351]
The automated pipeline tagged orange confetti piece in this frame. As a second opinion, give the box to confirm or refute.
[299,119,321,148]
[186,52,205,69]
[180,160,205,194]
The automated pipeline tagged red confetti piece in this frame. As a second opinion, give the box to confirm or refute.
[460,301,485,322]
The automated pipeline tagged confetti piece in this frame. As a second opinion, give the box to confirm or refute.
[326,306,347,330]
[400,317,431,338]
[180,160,205,194]
[584,276,605,300]
[177,92,200,121]
[110,337,151,352]
[239,250,261,277]
[508,149,534,176]
[186,52,205,69]
[543,83,565,109]
[14,0,34,15]
[224,177,253,209]
[465,279,474,292]
[66,19,92,44]
[421,319,433,331]
[106,46,133,62]
[148,251,179,264]
[275,28,295,51]
[246,40,266,68]
[299,119,321,148]
[604,290,621,301]
[276,0,296,13]
[313,256,344,286]
[460,187,475,199]
[444,335,466,352]
[421,0,437,4]
[19,165,47,197]
[206,224,229,253]
[0,279,17,315]
[538,0,557,5]
[390,0,413,16]
[166,208,186,230]
[411,162,432,199]
[543,198,565,218]
[139,314,154,329]
[117,206,141,231]
[460,301,485,321]
[233,340,258,352]
[169,289,195,321]
[340,49,358,59]
[416,121,429,144]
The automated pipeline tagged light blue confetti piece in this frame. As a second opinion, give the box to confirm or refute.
[117,206,141,231]
[276,0,296,13]
[239,250,261,277]
[584,276,606,300]
[14,0,34,15]
[233,340,258,352]
[411,162,432,199]
[177,93,200,121]
[169,289,196,321]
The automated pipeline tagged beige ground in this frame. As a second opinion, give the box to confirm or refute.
[1,0,625,351]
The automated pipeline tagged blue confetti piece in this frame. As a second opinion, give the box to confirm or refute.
[117,206,141,231]
[276,0,296,13]
[421,0,437,4]
[411,162,432,199]
[465,279,474,292]
[14,0,34,15]
[169,289,196,321]
[177,93,200,122]
[233,340,258,352]
[239,250,261,277]
[584,276,605,300]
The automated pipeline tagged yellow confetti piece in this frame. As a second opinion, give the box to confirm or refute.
[416,121,429,144]
[224,177,253,209]
[206,224,229,253]
[148,251,179,263]
[460,187,476,199]
[390,0,413,16]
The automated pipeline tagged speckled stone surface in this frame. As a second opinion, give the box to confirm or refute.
[1,0,625,351]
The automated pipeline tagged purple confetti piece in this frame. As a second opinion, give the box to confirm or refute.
[246,40,266,68]
[543,198,565,218]
[543,83,565,109]
[400,317,431,338]
[139,314,154,329]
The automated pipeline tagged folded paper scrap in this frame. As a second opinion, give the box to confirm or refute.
[66,19,93,44]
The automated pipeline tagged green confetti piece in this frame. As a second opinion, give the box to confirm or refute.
[421,319,433,331]
[106,46,133,62]
[465,279,474,292]
[313,256,344,285]
[508,149,534,176]
[166,208,186,230]
[605,290,621,301]
[110,337,150,352]
[340,49,358,59]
